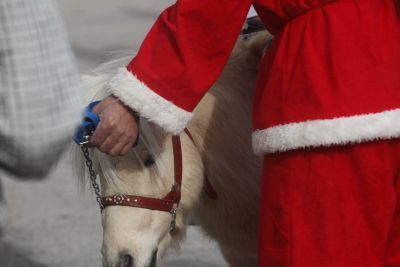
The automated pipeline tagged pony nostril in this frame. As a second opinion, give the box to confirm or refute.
[121,254,134,267]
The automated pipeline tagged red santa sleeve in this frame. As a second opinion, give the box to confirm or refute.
[108,1,253,134]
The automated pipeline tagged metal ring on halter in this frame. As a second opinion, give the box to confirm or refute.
[170,204,179,231]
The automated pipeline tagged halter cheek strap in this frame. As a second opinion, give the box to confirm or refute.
[99,130,218,231]
[100,135,182,212]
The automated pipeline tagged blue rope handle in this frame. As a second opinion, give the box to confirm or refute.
[73,101,139,147]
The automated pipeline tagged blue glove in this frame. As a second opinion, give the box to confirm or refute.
[73,101,139,146]
[73,101,101,145]
[73,101,139,147]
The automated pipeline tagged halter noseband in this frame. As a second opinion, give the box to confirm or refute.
[101,135,183,230]
[100,129,217,231]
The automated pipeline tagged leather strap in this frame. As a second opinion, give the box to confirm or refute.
[100,129,218,213]
[204,175,218,200]
[101,135,183,212]
[102,193,175,212]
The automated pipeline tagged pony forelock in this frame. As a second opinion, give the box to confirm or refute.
[72,53,169,191]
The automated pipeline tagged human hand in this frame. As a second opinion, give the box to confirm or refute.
[90,95,139,156]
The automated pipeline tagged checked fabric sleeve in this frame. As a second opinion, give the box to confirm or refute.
[0,0,83,177]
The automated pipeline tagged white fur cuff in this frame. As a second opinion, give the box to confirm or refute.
[253,108,400,154]
[108,68,193,134]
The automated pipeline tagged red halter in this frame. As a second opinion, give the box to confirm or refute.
[101,135,182,212]
[100,129,218,230]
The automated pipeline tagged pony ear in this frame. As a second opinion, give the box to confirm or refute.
[246,30,274,58]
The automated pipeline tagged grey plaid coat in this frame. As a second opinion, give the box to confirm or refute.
[0,0,83,177]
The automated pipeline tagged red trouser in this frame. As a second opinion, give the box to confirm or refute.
[259,140,400,267]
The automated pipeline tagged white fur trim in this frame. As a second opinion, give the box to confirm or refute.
[108,68,193,134]
[252,108,400,154]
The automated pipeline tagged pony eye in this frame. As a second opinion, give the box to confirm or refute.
[144,156,155,167]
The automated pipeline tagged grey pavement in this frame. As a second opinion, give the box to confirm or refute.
[0,1,227,267]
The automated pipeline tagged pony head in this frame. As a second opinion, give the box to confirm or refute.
[97,125,204,267]
[73,63,204,266]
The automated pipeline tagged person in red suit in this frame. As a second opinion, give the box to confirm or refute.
[90,1,400,266]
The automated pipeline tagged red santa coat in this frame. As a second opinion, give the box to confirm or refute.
[109,0,400,154]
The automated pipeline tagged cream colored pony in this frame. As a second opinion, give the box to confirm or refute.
[72,31,271,267]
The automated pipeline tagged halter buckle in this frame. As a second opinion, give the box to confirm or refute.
[169,205,179,231]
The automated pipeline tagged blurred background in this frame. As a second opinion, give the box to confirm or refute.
[0,1,227,266]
